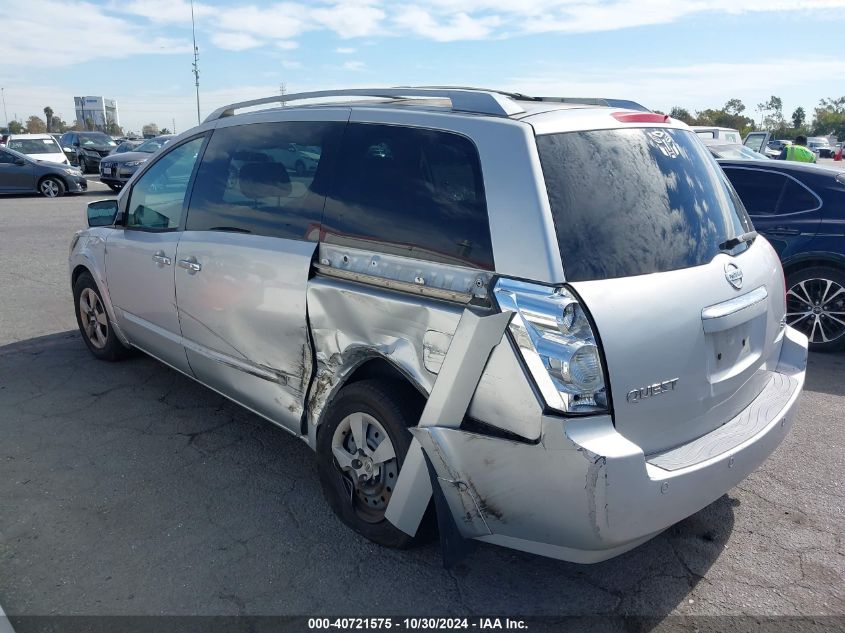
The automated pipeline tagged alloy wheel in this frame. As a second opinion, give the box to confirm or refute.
[786,278,845,345]
[78,288,109,349]
[40,179,60,197]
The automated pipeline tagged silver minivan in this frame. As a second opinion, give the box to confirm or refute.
[70,88,808,564]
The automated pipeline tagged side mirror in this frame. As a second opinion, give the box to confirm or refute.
[73,141,80,147]
[87,199,119,228]
[14,158,26,166]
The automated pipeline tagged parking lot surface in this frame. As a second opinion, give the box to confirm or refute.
[0,184,843,623]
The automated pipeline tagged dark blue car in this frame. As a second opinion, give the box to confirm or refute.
[719,159,845,352]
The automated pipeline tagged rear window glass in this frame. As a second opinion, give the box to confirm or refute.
[322,123,493,270]
[537,128,752,282]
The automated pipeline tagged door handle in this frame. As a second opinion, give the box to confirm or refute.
[152,251,172,266]
[178,257,202,273]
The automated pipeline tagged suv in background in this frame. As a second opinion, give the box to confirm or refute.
[70,87,807,565]
[719,159,845,352]
[59,131,117,173]
[807,137,834,158]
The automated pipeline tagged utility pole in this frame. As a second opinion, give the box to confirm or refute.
[190,0,201,125]
[173,117,177,134]
[279,82,286,106]
[0,88,7,129]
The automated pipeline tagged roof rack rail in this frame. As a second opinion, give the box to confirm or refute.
[204,87,526,123]
[408,87,650,112]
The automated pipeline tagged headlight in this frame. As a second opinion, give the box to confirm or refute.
[124,161,143,167]
[64,168,81,176]
[495,279,608,414]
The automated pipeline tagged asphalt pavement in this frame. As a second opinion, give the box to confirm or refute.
[0,180,842,626]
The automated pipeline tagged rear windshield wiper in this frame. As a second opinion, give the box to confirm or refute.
[719,230,757,252]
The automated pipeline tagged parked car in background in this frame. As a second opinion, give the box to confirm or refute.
[807,137,834,158]
[5,134,70,165]
[110,139,143,155]
[720,159,845,351]
[70,87,806,565]
[99,134,174,191]
[0,145,86,197]
[704,143,769,160]
[59,131,117,173]
[692,126,742,144]
[743,131,793,158]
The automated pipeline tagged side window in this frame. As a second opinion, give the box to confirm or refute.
[323,123,493,269]
[778,178,819,214]
[126,136,205,231]
[0,150,15,164]
[186,121,342,239]
[724,169,787,216]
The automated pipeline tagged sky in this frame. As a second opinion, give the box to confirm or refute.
[1,0,844,134]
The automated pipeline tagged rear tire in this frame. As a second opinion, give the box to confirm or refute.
[317,380,430,549]
[73,272,131,361]
[78,156,88,173]
[786,266,845,353]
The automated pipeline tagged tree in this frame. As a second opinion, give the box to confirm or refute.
[759,95,785,131]
[51,116,68,133]
[812,96,845,138]
[724,98,745,116]
[106,121,123,136]
[142,122,159,137]
[791,107,806,129]
[159,127,172,134]
[43,106,54,133]
[669,106,694,125]
[7,120,24,134]
[26,115,47,133]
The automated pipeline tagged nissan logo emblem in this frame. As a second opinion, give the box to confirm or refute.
[725,262,743,290]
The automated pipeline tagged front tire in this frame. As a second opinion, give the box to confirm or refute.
[107,183,122,192]
[786,266,845,353]
[78,156,88,173]
[73,272,131,361]
[39,177,65,198]
[317,380,426,548]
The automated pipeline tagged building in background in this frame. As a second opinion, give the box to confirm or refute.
[74,97,119,133]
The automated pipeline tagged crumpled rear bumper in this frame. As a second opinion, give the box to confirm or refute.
[397,325,807,563]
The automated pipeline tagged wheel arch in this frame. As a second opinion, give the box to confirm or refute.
[782,252,845,277]
[70,260,130,348]
[37,173,69,192]
[308,354,428,449]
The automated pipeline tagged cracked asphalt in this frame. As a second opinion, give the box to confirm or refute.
[0,187,843,623]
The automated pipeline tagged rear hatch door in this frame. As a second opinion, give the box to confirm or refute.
[535,125,786,454]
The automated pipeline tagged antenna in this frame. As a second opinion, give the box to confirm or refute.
[190,0,200,125]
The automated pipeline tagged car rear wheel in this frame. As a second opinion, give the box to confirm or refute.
[317,380,429,548]
[786,266,845,352]
[78,156,88,173]
[39,177,65,198]
[73,272,131,361]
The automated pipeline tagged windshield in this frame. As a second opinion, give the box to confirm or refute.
[137,137,172,153]
[710,144,768,160]
[7,138,62,155]
[79,133,116,147]
[537,127,753,282]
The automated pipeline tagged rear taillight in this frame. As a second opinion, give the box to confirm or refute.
[494,278,608,414]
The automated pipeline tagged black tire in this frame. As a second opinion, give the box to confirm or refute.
[73,272,131,361]
[295,160,306,177]
[38,176,65,198]
[107,183,122,192]
[317,379,430,548]
[786,266,845,353]
[78,156,88,173]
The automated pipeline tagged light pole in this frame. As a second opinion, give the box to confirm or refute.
[1,88,8,129]
[190,0,201,125]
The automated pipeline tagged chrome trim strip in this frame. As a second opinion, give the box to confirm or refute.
[702,286,769,321]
